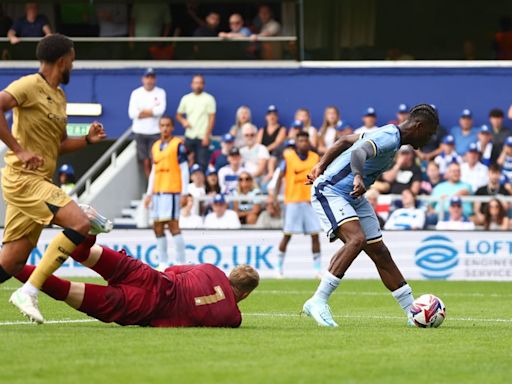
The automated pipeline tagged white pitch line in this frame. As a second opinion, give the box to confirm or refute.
[0,318,97,326]
[254,290,512,298]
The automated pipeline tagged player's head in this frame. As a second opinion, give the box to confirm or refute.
[296,131,310,153]
[159,115,174,139]
[229,264,259,302]
[191,74,205,94]
[36,34,75,85]
[402,104,439,149]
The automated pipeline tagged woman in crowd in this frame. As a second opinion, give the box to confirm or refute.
[318,106,352,155]
[230,105,252,148]
[179,194,204,229]
[482,198,509,230]
[257,105,286,156]
[233,171,262,225]
[292,108,318,149]
[204,167,221,214]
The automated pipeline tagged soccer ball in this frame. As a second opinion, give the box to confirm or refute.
[410,294,446,328]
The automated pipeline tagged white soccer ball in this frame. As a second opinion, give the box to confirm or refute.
[410,294,446,328]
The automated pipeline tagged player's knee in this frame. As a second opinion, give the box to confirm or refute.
[69,214,91,236]
[348,234,366,251]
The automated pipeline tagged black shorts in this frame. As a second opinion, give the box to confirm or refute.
[134,133,160,161]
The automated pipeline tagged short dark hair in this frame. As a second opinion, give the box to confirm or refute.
[159,115,174,125]
[192,73,204,81]
[489,108,504,118]
[409,104,439,128]
[296,131,309,139]
[489,164,501,173]
[36,34,74,63]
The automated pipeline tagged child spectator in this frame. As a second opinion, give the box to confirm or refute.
[434,135,462,177]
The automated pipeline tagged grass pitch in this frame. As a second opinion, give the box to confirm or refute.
[0,278,510,384]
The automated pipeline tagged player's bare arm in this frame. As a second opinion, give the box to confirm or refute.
[59,121,107,154]
[0,91,44,170]
[349,141,375,197]
[306,133,360,184]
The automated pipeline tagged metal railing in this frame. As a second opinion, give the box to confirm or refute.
[0,36,296,43]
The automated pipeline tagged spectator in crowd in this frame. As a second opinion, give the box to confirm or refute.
[482,198,509,230]
[497,136,512,180]
[218,148,246,195]
[194,11,220,37]
[384,189,425,230]
[230,105,252,148]
[431,163,472,217]
[416,104,447,162]
[461,143,488,192]
[450,109,477,155]
[58,164,76,196]
[474,164,510,224]
[294,108,318,149]
[233,172,262,225]
[209,133,234,171]
[318,106,351,155]
[388,103,409,125]
[287,120,304,142]
[257,105,286,156]
[96,4,128,37]
[179,194,203,229]
[0,6,12,38]
[365,189,386,229]
[128,68,166,178]
[219,13,250,38]
[434,135,462,177]
[435,196,475,230]
[204,194,241,229]
[241,123,270,182]
[176,74,217,170]
[205,167,221,197]
[129,2,171,37]
[188,164,206,216]
[255,198,283,229]
[476,125,494,166]
[381,145,422,195]
[8,3,51,45]
[489,108,511,155]
[253,5,281,37]
[494,16,512,60]
[354,107,378,135]
[419,161,442,195]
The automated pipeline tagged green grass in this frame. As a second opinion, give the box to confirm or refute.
[0,278,511,384]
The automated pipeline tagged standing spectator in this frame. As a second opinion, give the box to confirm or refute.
[474,164,510,222]
[354,107,378,135]
[431,163,472,217]
[241,123,270,180]
[450,109,477,155]
[219,13,251,38]
[257,105,286,156]
[179,194,203,229]
[381,145,422,195]
[204,194,241,229]
[233,172,262,225]
[230,105,252,148]
[476,125,494,166]
[434,135,462,177]
[435,196,475,230]
[482,198,509,230]
[96,4,128,37]
[253,5,281,37]
[419,161,442,195]
[218,148,246,195]
[209,133,234,171]
[388,103,409,125]
[497,136,512,180]
[461,143,488,192]
[489,108,511,155]
[193,11,220,37]
[384,189,425,230]
[365,189,386,229]
[176,74,216,170]
[8,3,51,44]
[188,164,206,216]
[294,108,318,149]
[129,2,171,37]
[318,106,351,155]
[128,68,166,178]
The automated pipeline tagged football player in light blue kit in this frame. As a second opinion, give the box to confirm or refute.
[302,104,439,327]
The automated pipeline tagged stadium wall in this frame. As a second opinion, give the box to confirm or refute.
[1,62,512,138]
[16,229,512,281]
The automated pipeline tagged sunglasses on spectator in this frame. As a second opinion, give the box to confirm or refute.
[244,133,256,137]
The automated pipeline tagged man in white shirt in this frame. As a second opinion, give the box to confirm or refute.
[461,142,488,192]
[179,194,203,229]
[176,74,216,171]
[354,107,379,135]
[240,123,269,178]
[218,148,246,195]
[188,164,206,216]
[435,196,475,230]
[204,194,241,229]
[128,68,166,178]
[384,189,425,230]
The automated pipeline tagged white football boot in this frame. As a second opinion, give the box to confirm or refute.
[302,298,339,327]
[80,204,113,235]
[9,288,44,324]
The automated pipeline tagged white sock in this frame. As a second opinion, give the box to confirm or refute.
[312,272,341,303]
[21,281,39,296]
[173,234,186,264]
[156,235,168,266]
[391,283,414,314]
[312,252,321,260]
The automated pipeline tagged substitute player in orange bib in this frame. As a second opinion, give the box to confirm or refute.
[0,34,107,323]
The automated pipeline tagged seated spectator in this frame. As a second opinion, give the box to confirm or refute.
[476,125,494,166]
[497,136,512,180]
[431,163,472,217]
[193,11,220,37]
[318,106,351,154]
[384,189,425,230]
[219,13,250,38]
[450,109,477,155]
[257,105,286,156]
[233,172,262,225]
[434,135,462,177]
[461,143,489,192]
[490,108,511,155]
[8,3,51,45]
[218,148,247,195]
[179,195,203,229]
[253,5,281,37]
[419,161,442,195]
[436,196,475,230]
[388,103,410,125]
[204,194,241,229]
[293,108,318,149]
[188,164,206,216]
[209,133,234,171]
[230,105,252,148]
[365,189,386,229]
[205,167,221,197]
[287,120,304,141]
[381,145,421,194]
[474,164,510,223]
[255,198,283,229]
[240,123,270,179]
[416,104,448,162]
[482,198,509,230]
[354,107,378,135]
